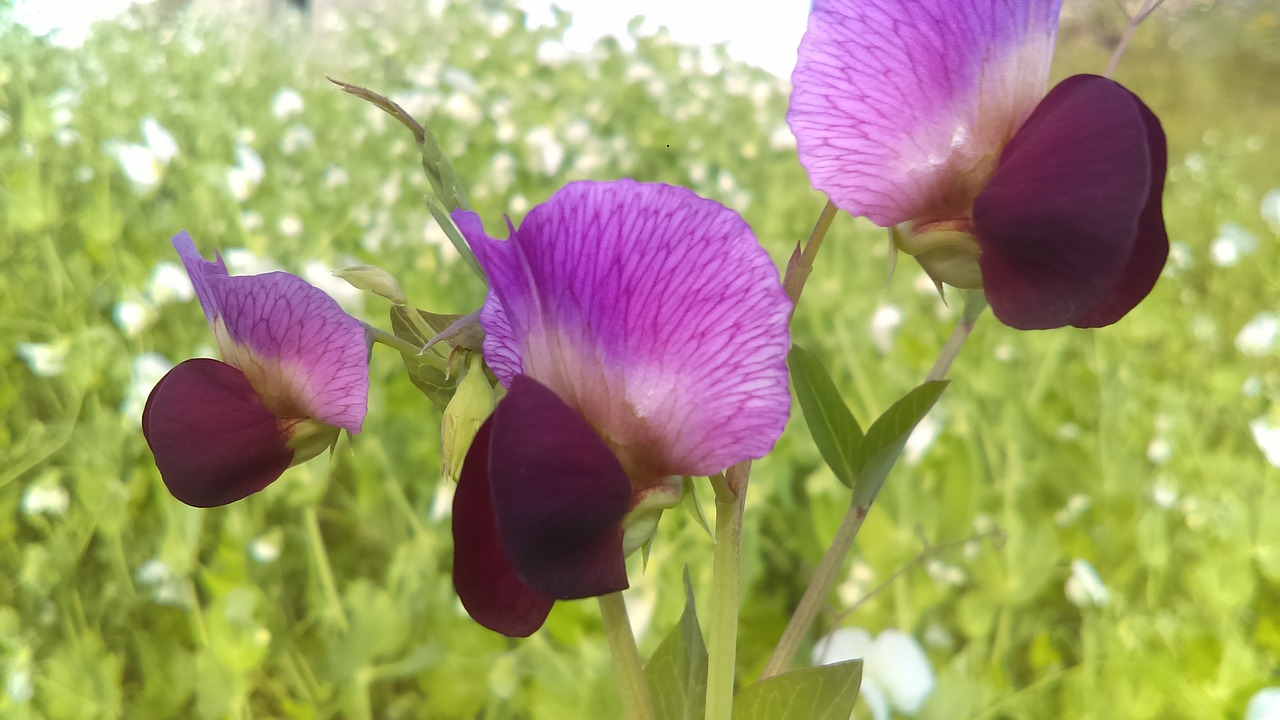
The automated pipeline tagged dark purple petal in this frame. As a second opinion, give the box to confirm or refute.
[452,418,556,637]
[453,180,791,479]
[974,75,1154,330]
[172,233,369,432]
[489,375,631,600]
[142,358,293,508]
[788,0,1062,225]
[1068,88,1168,328]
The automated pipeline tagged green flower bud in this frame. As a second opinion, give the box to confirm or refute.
[620,479,684,557]
[441,353,495,482]
[892,219,983,290]
[332,265,407,304]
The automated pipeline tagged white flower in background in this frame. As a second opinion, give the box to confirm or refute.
[53,127,80,147]
[1147,437,1173,465]
[623,582,657,643]
[1250,416,1280,468]
[1151,478,1178,509]
[135,558,186,605]
[270,87,305,120]
[113,296,157,337]
[443,93,482,125]
[324,165,350,189]
[4,651,32,704]
[281,124,315,155]
[1056,422,1081,440]
[1164,241,1194,277]
[278,214,304,239]
[239,210,265,232]
[1210,222,1258,268]
[525,127,565,175]
[1245,687,1280,720]
[75,165,94,183]
[227,142,265,202]
[106,141,162,193]
[869,304,904,354]
[1261,189,1280,235]
[430,478,455,521]
[1243,375,1263,398]
[925,558,966,586]
[16,340,70,377]
[813,628,936,720]
[302,260,364,312]
[145,261,194,306]
[0,109,12,138]
[222,248,278,276]
[141,116,178,164]
[249,531,283,563]
[1236,312,1280,357]
[120,352,173,424]
[1054,494,1092,527]
[21,470,70,517]
[1065,559,1110,608]
[904,412,942,465]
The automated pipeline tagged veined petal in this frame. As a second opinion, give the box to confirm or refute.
[453,180,791,481]
[789,0,1062,225]
[973,75,1157,329]
[488,376,631,600]
[172,232,369,432]
[142,358,293,507]
[452,419,556,637]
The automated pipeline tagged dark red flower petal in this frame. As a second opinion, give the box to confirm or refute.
[142,358,293,507]
[974,74,1164,330]
[452,418,556,637]
[489,375,632,600]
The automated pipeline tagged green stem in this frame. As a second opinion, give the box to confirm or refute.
[784,200,839,309]
[364,322,424,356]
[705,463,748,720]
[304,508,349,632]
[760,499,867,679]
[598,592,656,720]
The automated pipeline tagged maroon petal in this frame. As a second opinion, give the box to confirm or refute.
[489,375,632,600]
[974,74,1157,330]
[1068,88,1168,328]
[452,418,556,637]
[142,358,293,507]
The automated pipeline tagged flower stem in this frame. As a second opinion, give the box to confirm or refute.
[784,200,839,309]
[761,304,982,679]
[304,507,349,633]
[1104,0,1167,78]
[364,322,423,356]
[598,592,656,720]
[705,464,749,720]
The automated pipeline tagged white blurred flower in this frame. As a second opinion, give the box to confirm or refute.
[925,558,966,586]
[1164,241,1194,277]
[278,214,304,239]
[135,558,186,605]
[324,165,350,189]
[146,261,194,306]
[1261,189,1280,235]
[302,260,363,311]
[107,142,163,193]
[1250,416,1280,468]
[281,124,315,155]
[120,352,173,424]
[525,127,565,176]
[813,628,936,720]
[1243,375,1264,398]
[5,660,32,704]
[444,93,482,125]
[0,109,11,138]
[1210,222,1258,268]
[239,211,265,232]
[1054,494,1092,526]
[1151,479,1178,509]
[1065,559,1110,607]
[430,478,455,521]
[869,304,903,354]
[113,297,157,337]
[1056,422,1081,440]
[222,248,278,276]
[1147,437,1172,465]
[1245,687,1280,720]
[1237,312,1280,357]
[249,534,282,563]
[75,165,94,183]
[271,87,305,120]
[21,471,70,517]
[904,412,941,465]
[141,116,179,164]
[17,340,70,377]
[227,142,265,202]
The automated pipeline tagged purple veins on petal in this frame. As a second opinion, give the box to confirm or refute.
[973,74,1166,330]
[452,180,791,481]
[142,358,294,508]
[788,0,1062,225]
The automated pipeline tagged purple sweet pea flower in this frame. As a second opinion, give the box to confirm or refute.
[143,232,369,507]
[788,0,1168,329]
[450,180,791,636]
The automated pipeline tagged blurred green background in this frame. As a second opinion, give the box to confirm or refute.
[2,0,1279,717]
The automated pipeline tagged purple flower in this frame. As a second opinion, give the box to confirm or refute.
[788,0,1168,329]
[450,180,791,636]
[143,232,369,507]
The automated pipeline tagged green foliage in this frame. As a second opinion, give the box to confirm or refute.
[0,0,1278,718]
[788,345,863,487]
[732,660,862,720]
[644,569,708,720]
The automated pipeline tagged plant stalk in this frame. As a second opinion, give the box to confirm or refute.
[598,592,656,720]
[705,474,748,720]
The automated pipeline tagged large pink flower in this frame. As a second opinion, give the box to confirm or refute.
[143,233,369,507]
[788,0,1168,329]
[450,180,792,636]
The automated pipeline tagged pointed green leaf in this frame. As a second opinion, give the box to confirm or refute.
[851,380,948,508]
[732,660,862,720]
[788,345,862,487]
[644,568,708,720]
[389,306,460,411]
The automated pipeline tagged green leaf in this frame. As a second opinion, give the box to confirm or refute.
[851,380,948,508]
[732,660,862,720]
[389,305,461,411]
[644,568,708,720]
[788,345,863,487]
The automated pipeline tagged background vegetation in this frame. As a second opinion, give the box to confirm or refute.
[1,0,1278,717]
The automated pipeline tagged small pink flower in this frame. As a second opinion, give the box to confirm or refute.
[143,233,369,507]
[789,0,1168,329]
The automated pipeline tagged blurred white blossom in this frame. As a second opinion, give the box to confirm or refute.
[278,214,304,240]
[1065,559,1110,607]
[114,297,158,337]
[106,142,163,193]
[813,628,935,720]
[869,304,903,354]
[281,124,315,155]
[227,142,265,202]
[1151,478,1178,509]
[525,127,565,175]
[904,412,942,465]
[146,261,195,306]
[1250,416,1280,468]
[121,352,173,424]
[1210,222,1258,267]
[1245,687,1280,720]
[222,248,278,276]
[16,340,70,377]
[324,165,350,189]
[1261,189,1280,235]
[1236,312,1280,357]
[270,87,305,120]
[302,260,364,312]
[21,471,70,517]
[141,116,179,164]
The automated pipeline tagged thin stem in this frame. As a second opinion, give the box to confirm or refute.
[598,592,656,720]
[1104,0,1167,78]
[705,480,748,720]
[760,500,867,679]
[926,296,983,382]
[364,322,424,356]
[785,200,839,309]
[304,507,349,632]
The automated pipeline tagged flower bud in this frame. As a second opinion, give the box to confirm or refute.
[620,479,684,556]
[284,418,341,465]
[332,265,407,304]
[441,353,495,482]
[892,219,983,290]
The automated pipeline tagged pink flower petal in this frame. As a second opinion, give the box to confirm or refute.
[789,0,1061,225]
[172,232,369,432]
[142,358,293,507]
[453,180,790,481]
